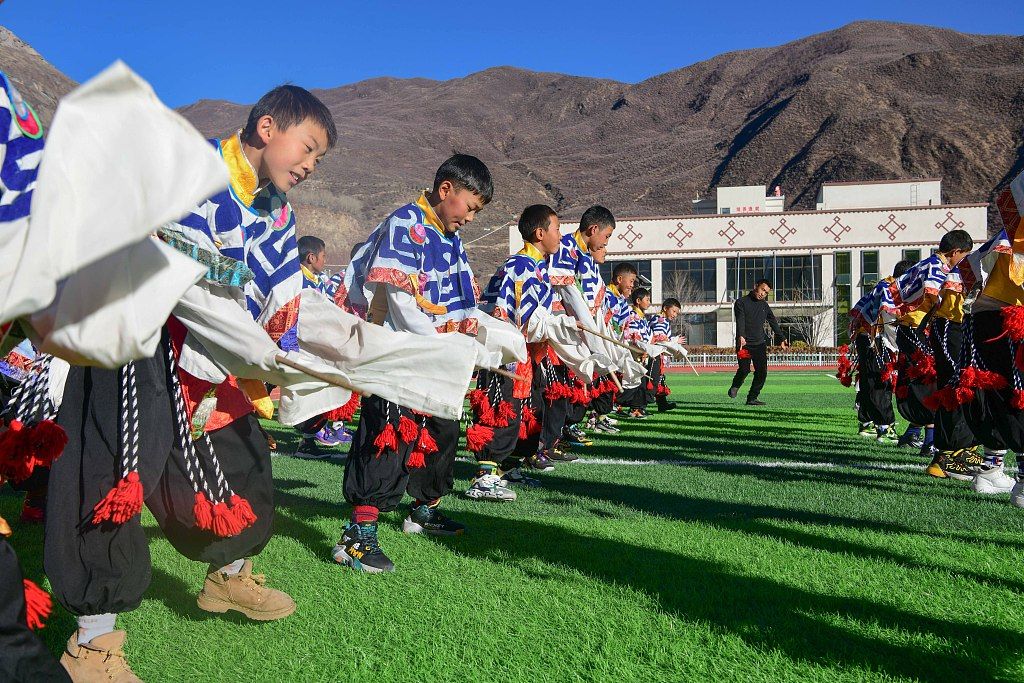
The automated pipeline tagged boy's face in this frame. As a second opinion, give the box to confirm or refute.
[255,116,329,192]
[583,223,614,252]
[305,248,326,274]
[663,305,680,321]
[537,215,561,255]
[615,273,636,296]
[637,295,651,311]
[435,181,485,232]
[948,248,972,267]
[592,246,606,264]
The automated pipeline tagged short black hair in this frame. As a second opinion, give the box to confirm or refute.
[518,204,558,242]
[630,287,651,305]
[938,229,973,254]
[612,262,637,280]
[893,260,913,278]
[662,297,681,309]
[434,154,493,204]
[242,85,337,148]
[755,278,772,289]
[298,235,326,262]
[579,205,616,233]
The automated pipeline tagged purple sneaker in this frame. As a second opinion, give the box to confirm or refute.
[314,425,344,447]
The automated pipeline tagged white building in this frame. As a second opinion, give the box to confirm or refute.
[509,179,988,348]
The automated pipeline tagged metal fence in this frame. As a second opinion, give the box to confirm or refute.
[667,351,840,368]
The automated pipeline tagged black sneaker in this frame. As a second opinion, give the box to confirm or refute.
[333,522,394,573]
[728,387,738,399]
[523,451,556,472]
[941,450,974,482]
[897,432,925,450]
[500,467,543,488]
[293,437,337,460]
[549,444,580,462]
[402,505,465,536]
[746,399,766,406]
[657,401,677,413]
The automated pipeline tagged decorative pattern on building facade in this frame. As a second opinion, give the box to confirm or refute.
[667,222,694,248]
[823,216,851,243]
[617,223,643,249]
[718,220,744,246]
[934,211,965,233]
[877,213,907,242]
[770,217,796,245]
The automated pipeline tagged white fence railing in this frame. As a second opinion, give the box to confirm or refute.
[666,352,840,368]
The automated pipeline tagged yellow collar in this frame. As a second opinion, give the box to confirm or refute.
[609,284,621,298]
[300,264,319,284]
[517,242,545,262]
[573,229,589,254]
[220,132,261,207]
[415,193,448,237]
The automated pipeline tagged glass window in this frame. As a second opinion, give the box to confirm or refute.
[599,260,652,289]
[726,255,822,302]
[678,312,717,346]
[661,258,717,303]
[902,248,921,264]
[834,252,851,347]
[860,250,879,296]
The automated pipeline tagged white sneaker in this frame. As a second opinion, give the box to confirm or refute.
[1010,477,1024,508]
[465,473,517,501]
[604,415,619,426]
[972,467,1016,494]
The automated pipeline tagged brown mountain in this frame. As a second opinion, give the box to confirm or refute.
[0,26,75,126]
[4,21,1024,276]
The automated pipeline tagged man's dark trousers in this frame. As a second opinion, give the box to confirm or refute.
[731,343,768,402]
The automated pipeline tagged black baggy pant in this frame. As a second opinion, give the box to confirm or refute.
[731,343,768,401]
[929,318,976,451]
[473,370,522,464]
[0,539,70,682]
[854,333,895,426]
[895,324,935,427]
[343,395,459,511]
[45,343,275,616]
[514,358,566,456]
[962,312,1014,452]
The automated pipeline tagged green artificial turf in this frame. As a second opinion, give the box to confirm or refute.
[5,372,1024,682]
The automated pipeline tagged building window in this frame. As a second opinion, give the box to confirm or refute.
[679,312,717,346]
[599,260,652,289]
[721,208,730,215]
[661,258,717,303]
[902,248,921,264]
[778,316,813,345]
[834,252,851,346]
[726,255,822,302]
[860,250,879,296]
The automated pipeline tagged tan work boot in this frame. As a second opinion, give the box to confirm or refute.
[196,559,295,621]
[60,630,142,682]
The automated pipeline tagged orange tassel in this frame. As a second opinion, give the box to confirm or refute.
[193,492,214,530]
[373,422,398,456]
[23,579,51,630]
[91,472,143,525]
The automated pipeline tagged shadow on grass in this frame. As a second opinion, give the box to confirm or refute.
[439,509,1021,682]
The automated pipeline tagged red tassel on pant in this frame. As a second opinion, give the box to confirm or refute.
[466,423,494,452]
[230,494,258,528]
[373,422,398,456]
[408,426,438,469]
[212,501,242,537]
[23,579,51,630]
[326,394,360,422]
[193,492,214,531]
[1012,389,1024,410]
[397,415,420,444]
[91,472,143,525]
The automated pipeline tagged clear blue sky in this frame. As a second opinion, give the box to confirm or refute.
[3,0,1021,108]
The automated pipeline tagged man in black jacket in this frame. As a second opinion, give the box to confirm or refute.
[729,279,787,405]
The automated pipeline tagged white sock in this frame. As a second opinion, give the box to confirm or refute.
[77,613,117,645]
[219,559,245,575]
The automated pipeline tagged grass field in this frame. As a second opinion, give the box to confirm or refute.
[5,372,1024,682]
